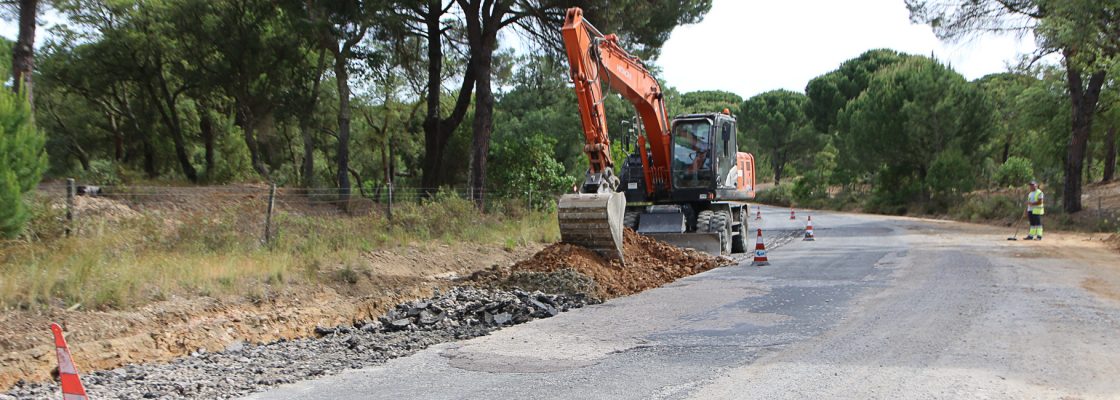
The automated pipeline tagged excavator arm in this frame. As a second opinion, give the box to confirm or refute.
[560,7,674,194]
[556,7,675,261]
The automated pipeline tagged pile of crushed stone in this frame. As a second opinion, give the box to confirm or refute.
[2,287,593,400]
[471,229,734,300]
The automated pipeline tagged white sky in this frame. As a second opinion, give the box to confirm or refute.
[656,0,1038,98]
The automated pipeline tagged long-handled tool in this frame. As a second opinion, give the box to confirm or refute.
[1007,212,1027,241]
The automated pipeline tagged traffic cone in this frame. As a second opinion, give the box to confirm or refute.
[751,228,770,266]
[790,207,796,220]
[804,216,815,241]
[50,323,89,400]
[755,206,762,220]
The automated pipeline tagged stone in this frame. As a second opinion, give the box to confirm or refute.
[225,341,246,353]
[387,319,412,331]
[493,312,512,325]
[360,322,381,332]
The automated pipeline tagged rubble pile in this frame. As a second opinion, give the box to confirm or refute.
[472,229,734,300]
[3,287,592,400]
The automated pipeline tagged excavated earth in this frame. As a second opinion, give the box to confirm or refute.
[471,229,735,300]
[3,230,729,399]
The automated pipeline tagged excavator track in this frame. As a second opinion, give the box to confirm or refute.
[558,192,626,261]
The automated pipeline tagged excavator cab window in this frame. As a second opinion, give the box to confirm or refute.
[671,119,713,188]
[715,119,737,188]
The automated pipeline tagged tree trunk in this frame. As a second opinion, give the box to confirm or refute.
[71,141,91,171]
[469,50,495,207]
[772,153,784,185]
[300,117,316,187]
[141,136,157,179]
[1001,135,1011,164]
[334,51,352,203]
[11,0,38,104]
[421,0,476,193]
[107,112,124,161]
[1086,140,1093,183]
[300,48,328,188]
[199,105,216,180]
[1104,127,1117,183]
[237,106,270,178]
[145,73,198,183]
[1062,61,1106,213]
[462,0,507,208]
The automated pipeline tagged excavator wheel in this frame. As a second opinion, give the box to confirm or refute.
[558,192,626,261]
[731,213,748,253]
[697,210,714,233]
[715,211,733,255]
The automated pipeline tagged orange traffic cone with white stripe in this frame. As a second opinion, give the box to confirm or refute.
[804,216,815,241]
[789,207,796,220]
[50,323,89,400]
[751,228,769,266]
[755,206,762,221]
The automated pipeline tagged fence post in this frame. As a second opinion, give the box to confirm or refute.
[387,182,394,221]
[528,183,533,211]
[264,184,276,245]
[65,178,76,237]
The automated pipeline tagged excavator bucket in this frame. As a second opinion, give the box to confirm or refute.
[558,192,626,261]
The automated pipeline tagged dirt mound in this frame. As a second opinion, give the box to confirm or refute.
[1107,233,1120,252]
[472,229,733,300]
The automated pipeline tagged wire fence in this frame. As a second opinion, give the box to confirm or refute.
[38,179,562,246]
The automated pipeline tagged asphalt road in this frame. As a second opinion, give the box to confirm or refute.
[247,206,1120,400]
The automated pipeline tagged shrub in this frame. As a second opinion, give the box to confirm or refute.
[0,89,47,238]
[994,156,1034,188]
[79,159,123,186]
[755,184,793,206]
[949,193,1021,223]
[928,149,974,197]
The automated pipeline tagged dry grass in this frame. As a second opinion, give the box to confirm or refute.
[0,192,559,311]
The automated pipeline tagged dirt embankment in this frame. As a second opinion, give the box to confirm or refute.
[473,229,734,300]
[0,243,539,391]
[2,229,730,391]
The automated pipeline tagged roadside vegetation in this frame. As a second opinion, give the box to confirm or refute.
[1,1,1117,310]
[0,192,558,311]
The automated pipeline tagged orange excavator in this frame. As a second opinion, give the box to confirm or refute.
[557,7,756,259]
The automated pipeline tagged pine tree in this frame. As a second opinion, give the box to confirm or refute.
[0,88,47,238]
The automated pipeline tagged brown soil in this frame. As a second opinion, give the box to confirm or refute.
[473,229,734,300]
[0,242,540,391]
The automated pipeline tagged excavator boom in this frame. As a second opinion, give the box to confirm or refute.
[556,7,676,261]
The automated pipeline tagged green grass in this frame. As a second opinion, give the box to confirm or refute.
[0,193,559,311]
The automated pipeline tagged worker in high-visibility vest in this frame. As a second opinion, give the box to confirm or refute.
[1024,180,1044,240]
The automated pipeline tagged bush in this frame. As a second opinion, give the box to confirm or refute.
[0,89,47,238]
[994,156,1034,188]
[79,159,123,186]
[755,184,793,206]
[949,192,1021,223]
[865,167,922,215]
[791,174,828,202]
[928,149,974,197]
